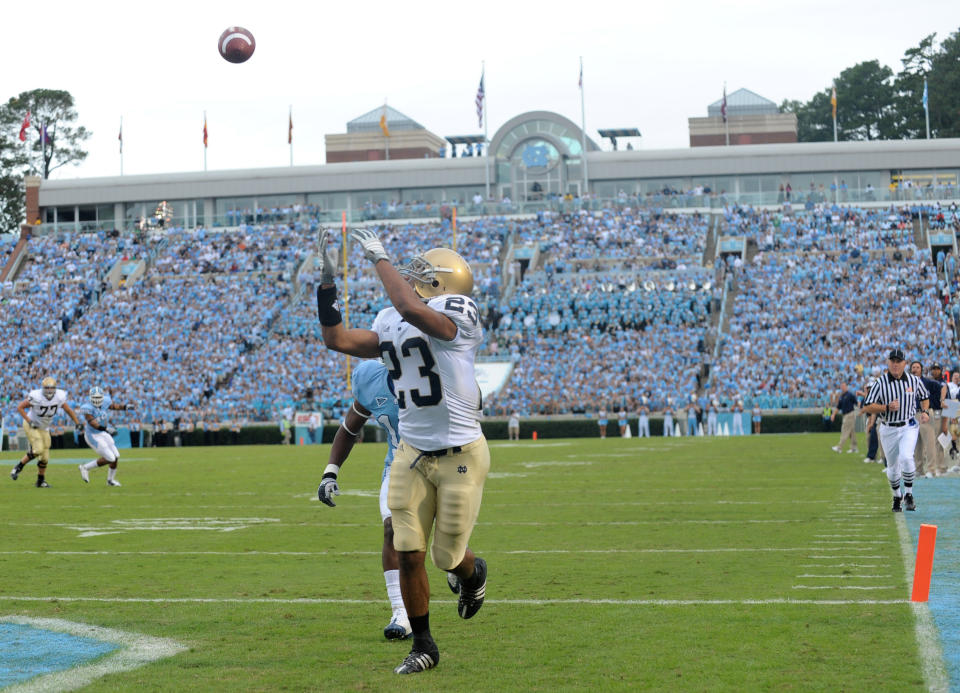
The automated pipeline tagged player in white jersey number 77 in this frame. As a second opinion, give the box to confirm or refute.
[316,227,490,675]
[11,377,82,488]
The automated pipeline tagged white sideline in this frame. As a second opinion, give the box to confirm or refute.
[0,595,913,606]
[895,514,949,693]
[0,616,186,693]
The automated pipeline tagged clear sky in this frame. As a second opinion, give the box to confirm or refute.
[5,0,959,180]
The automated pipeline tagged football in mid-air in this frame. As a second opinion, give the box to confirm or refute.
[218,26,255,64]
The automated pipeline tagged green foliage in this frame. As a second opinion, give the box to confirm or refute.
[0,435,927,691]
[788,27,960,142]
[0,89,90,180]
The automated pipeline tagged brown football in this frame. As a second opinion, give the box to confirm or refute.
[218,26,255,64]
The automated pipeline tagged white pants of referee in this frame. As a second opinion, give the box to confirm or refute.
[878,421,919,495]
[85,429,119,463]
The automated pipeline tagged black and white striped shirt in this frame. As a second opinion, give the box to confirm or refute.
[864,372,930,424]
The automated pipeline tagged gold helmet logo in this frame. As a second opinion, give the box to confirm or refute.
[399,248,473,298]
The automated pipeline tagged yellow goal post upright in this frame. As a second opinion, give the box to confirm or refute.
[341,211,352,392]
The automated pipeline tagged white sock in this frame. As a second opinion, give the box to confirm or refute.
[83,461,99,471]
[384,570,405,615]
[107,467,116,481]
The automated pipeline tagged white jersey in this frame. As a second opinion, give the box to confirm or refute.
[371,293,483,450]
[25,388,69,430]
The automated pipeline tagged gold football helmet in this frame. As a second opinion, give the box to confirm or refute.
[399,248,474,298]
[41,377,57,398]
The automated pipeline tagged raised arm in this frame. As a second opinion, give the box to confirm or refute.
[351,228,457,341]
[315,228,381,357]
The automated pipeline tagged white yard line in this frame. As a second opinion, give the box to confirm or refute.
[895,514,949,693]
[0,595,912,606]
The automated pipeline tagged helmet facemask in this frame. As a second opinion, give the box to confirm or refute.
[398,248,473,298]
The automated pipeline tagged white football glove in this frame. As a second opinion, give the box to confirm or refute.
[318,477,341,507]
[106,425,118,436]
[349,227,390,264]
[317,228,339,285]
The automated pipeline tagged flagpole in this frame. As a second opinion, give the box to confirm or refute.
[831,85,838,143]
[384,100,390,161]
[579,56,589,197]
[923,78,931,140]
[723,82,729,146]
[482,60,490,202]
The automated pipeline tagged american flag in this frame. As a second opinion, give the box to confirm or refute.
[475,70,485,128]
[721,85,727,123]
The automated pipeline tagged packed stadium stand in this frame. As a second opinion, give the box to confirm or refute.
[2,199,959,433]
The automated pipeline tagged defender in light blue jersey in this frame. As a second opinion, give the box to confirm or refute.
[317,360,409,640]
[77,387,133,487]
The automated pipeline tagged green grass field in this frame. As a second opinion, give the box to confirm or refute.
[0,434,932,691]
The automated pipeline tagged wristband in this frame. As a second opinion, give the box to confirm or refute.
[316,285,343,327]
[323,463,340,480]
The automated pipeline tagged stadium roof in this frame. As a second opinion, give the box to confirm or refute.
[597,128,641,139]
[707,88,779,118]
[347,105,425,133]
[445,135,486,144]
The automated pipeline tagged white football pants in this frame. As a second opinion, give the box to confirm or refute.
[85,429,119,463]
[878,422,919,492]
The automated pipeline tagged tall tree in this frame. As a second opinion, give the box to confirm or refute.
[893,33,937,139]
[832,61,897,141]
[0,89,91,179]
[928,28,960,138]
[0,130,28,233]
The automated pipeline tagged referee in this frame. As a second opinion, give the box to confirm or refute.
[862,349,931,512]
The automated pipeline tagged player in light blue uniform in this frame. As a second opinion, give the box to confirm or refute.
[77,387,133,487]
[318,360,410,640]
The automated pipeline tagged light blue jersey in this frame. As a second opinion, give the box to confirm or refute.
[78,394,113,426]
[352,361,399,474]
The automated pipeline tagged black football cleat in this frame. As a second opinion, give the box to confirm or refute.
[904,493,917,511]
[446,571,459,594]
[892,496,902,512]
[394,646,439,674]
[35,480,50,488]
[457,557,487,619]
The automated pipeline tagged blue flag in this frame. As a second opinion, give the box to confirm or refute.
[922,78,929,110]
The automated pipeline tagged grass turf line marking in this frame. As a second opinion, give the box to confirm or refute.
[895,513,950,693]
[0,547,865,557]
[0,596,914,606]
[796,574,892,579]
[791,585,896,590]
[0,616,185,693]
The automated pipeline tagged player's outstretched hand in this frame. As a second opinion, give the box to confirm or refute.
[106,425,118,436]
[349,227,390,264]
[318,228,339,285]
[318,478,340,507]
